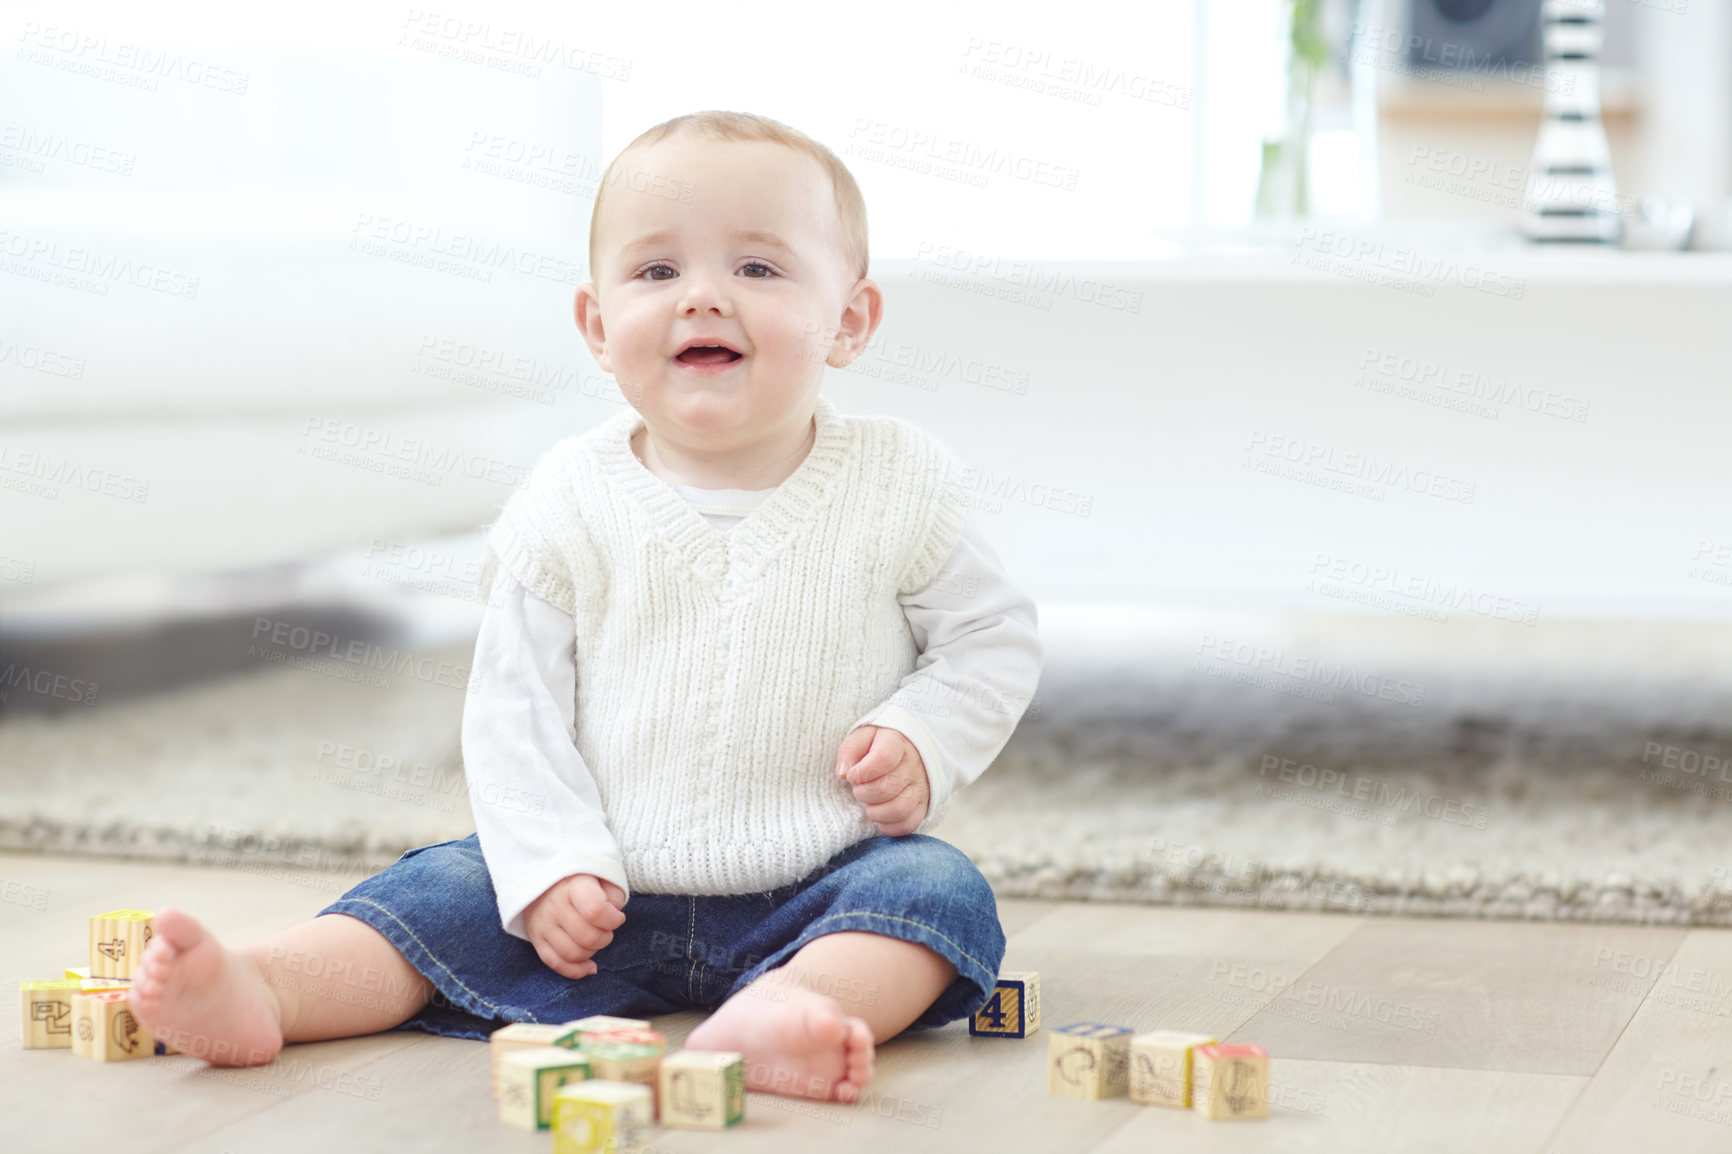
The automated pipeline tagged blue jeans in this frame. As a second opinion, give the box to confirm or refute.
[318,832,1006,1040]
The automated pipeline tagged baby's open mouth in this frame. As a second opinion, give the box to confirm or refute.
[675,346,743,364]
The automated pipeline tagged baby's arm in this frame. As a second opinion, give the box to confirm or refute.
[462,570,631,950]
[845,509,1044,832]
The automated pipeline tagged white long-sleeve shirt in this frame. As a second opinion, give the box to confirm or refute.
[464,481,1043,941]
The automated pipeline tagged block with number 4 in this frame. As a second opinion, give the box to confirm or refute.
[1129,1030,1218,1108]
[1048,1022,1132,1099]
[970,970,1041,1038]
[1192,1043,1269,1120]
[89,909,155,979]
[498,1046,592,1130]
[552,1080,653,1154]
[659,1050,745,1129]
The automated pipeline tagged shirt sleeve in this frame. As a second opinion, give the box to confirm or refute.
[846,509,1044,834]
[463,569,632,940]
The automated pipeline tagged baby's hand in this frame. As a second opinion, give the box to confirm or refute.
[836,725,931,836]
[523,873,627,980]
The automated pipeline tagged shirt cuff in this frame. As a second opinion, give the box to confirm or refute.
[848,702,953,832]
[496,852,633,942]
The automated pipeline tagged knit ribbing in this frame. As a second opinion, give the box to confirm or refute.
[474,396,970,896]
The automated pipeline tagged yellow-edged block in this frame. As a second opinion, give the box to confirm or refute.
[64,966,89,980]
[1192,1043,1269,1120]
[71,989,155,1060]
[1129,1030,1218,1108]
[21,979,82,1049]
[970,970,1041,1037]
[585,1042,662,1115]
[658,1050,745,1129]
[499,1045,592,1130]
[1048,1022,1132,1099]
[88,909,155,979]
[552,1080,653,1154]
[488,1022,581,1099]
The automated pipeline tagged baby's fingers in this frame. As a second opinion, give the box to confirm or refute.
[851,770,909,805]
[537,924,598,977]
[569,885,626,933]
[864,789,924,836]
[533,935,597,980]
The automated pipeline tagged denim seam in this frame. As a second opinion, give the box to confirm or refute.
[794,910,996,978]
[687,896,699,1002]
[329,896,514,1021]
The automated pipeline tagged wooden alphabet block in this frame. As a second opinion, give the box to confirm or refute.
[581,1027,665,1055]
[70,989,155,1060]
[1129,1030,1218,1108]
[21,979,82,1049]
[561,1011,654,1046]
[970,970,1041,1038]
[489,1022,582,1098]
[80,977,130,992]
[1192,1043,1269,1120]
[498,1045,592,1130]
[658,1050,745,1129]
[1048,1022,1132,1099]
[88,909,155,979]
[562,1014,651,1037]
[552,1080,654,1154]
[585,1042,662,1114]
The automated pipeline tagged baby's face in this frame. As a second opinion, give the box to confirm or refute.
[575,135,873,454]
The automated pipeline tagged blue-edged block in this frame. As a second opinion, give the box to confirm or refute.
[970,970,1041,1038]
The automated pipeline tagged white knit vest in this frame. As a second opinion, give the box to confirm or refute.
[478,394,967,895]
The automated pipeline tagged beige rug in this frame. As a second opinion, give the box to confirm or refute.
[4,599,1731,924]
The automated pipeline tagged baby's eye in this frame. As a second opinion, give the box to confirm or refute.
[638,262,675,281]
[740,262,774,278]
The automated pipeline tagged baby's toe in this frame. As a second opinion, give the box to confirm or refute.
[840,1018,875,1094]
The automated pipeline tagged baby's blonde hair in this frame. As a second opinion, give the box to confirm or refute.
[588,110,869,287]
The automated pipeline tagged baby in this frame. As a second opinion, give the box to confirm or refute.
[131,110,1043,1104]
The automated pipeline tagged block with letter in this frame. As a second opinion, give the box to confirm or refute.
[70,989,155,1061]
[21,979,82,1049]
[552,1080,653,1154]
[1048,1022,1132,1099]
[1192,1042,1269,1120]
[585,1041,662,1114]
[489,1022,581,1098]
[498,1046,593,1130]
[970,969,1041,1038]
[1129,1030,1218,1108]
[89,909,155,979]
[659,1050,745,1129]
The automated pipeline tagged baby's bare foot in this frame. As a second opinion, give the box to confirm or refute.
[685,983,875,1103]
[130,907,283,1066]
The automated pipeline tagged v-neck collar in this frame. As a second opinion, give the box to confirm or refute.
[589,395,853,586]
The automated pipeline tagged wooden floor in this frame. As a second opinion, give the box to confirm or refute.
[5,851,1731,1153]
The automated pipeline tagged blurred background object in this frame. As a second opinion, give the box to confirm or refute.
[1517,0,1620,244]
